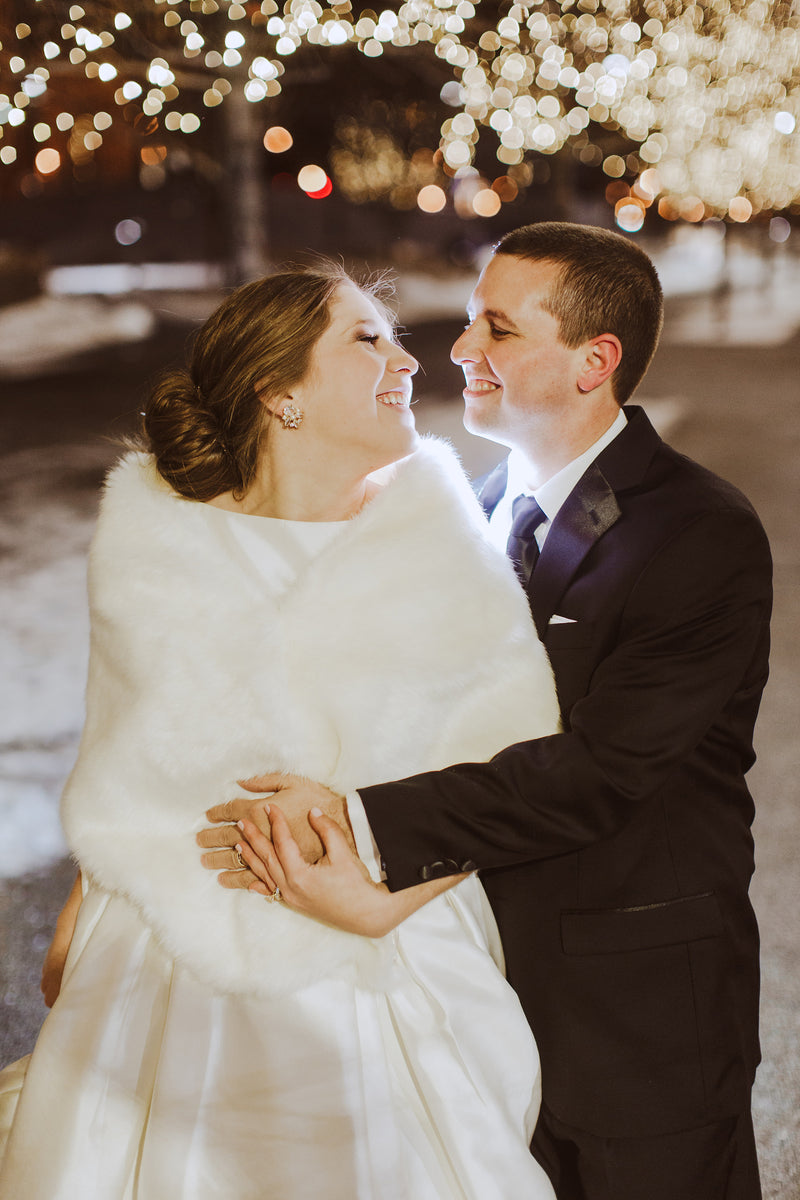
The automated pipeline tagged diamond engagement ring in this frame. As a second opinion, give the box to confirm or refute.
[233,849,246,869]
[267,886,282,903]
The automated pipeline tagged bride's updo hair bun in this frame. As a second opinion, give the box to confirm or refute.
[143,262,363,500]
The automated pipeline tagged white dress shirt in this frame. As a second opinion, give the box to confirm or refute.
[347,407,629,879]
[487,406,628,551]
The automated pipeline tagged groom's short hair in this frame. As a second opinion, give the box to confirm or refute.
[495,222,664,404]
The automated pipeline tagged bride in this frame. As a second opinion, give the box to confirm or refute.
[0,264,559,1199]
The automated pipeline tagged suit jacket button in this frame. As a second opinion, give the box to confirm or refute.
[420,861,446,881]
[460,860,477,873]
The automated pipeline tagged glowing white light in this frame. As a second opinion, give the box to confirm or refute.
[615,203,645,231]
[327,23,348,44]
[78,30,104,53]
[22,76,48,98]
[122,81,142,100]
[440,81,463,106]
[769,216,791,243]
[276,37,297,55]
[148,62,175,87]
[98,63,117,81]
[298,163,327,192]
[114,13,132,30]
[0,147,18,165]
[252,58,278,80]
[115,219,142,246]
[180,114,201,133]
[186,33,204,51]
[44,42,61,59]
[244,80,268,102]
[36,148,61,174]
[225,31,246,48]
[774,111,796,135]
[222,49,242,66]
[603,54,631,79]
[33,122,51,142]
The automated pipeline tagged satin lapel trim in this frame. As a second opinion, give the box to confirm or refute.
[477,459,509,517]
[530,462,620,636]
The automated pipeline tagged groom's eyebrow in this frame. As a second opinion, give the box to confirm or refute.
[484,307,522,332]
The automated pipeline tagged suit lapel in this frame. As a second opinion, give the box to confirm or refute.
[530,407,662,636]
[530,464,620,636]
[475,407,662,638]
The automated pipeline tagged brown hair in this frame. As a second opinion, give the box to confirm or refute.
[143,263,382,500]
[495,222,664,403]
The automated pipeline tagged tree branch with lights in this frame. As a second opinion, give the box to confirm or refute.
[1,0,798,229]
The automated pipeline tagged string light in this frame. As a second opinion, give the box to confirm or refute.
[0,0,797,219]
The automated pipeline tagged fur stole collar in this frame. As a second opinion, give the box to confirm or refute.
[62,438,559,997]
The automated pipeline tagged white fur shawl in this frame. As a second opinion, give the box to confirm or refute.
[61,438,559,997]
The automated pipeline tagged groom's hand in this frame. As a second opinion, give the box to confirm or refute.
[197,773,354,890]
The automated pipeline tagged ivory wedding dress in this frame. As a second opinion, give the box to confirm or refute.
[0,445,558,1199]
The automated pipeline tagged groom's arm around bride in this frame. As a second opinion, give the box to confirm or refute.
[208,223,771,1200]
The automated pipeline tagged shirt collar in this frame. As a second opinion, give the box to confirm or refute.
[507,407,628,524]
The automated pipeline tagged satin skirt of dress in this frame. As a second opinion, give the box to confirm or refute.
[0,875,555,1200]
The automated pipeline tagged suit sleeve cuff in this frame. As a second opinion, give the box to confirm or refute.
[346,791,386,883]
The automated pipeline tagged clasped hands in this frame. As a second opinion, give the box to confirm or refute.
[196,773,399,937]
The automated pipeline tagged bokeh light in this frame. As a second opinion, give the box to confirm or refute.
[0,0,797,219]
[472,188,501,217]
[34,147,60,175]
[297,164,328,193]
[114,218,143,246]
[263,126,293,153]
[417,184,447,212]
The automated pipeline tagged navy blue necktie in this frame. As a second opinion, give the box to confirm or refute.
[506,495,546,585]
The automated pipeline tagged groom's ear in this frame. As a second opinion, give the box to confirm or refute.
[576,334,622,394]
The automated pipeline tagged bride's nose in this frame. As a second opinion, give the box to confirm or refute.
[391,343,418,376]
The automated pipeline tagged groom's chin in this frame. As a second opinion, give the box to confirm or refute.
[462,409,512,449]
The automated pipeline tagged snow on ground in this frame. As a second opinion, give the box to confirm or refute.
[1,228,799,378]
[0,294,155,379]
[0,444,114,877]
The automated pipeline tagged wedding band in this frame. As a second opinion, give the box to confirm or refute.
[233,850,246,870]
[267,886,282,903]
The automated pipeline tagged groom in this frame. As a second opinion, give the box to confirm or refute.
[201,223,771,1199]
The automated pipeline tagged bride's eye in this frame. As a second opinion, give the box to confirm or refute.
[359,333,379,345]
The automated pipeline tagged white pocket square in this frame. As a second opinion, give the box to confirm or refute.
[548,614,577,624]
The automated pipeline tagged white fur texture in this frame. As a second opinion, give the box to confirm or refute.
[61,438,560,997]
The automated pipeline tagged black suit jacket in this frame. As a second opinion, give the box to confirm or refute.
[360,406,772,1139]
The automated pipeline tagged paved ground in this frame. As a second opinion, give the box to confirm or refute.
[0,270,798,1196]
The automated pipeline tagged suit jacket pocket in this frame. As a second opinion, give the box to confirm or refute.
[561,892,723,956]
[544,619,596,648]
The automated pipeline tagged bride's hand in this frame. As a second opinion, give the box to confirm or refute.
[236,805,395,936]
[237,806,466,937]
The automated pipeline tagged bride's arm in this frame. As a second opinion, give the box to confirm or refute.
[40,870,83,1007]
[235,806,467,938]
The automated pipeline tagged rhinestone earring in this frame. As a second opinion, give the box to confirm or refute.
[279,403,304,429]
